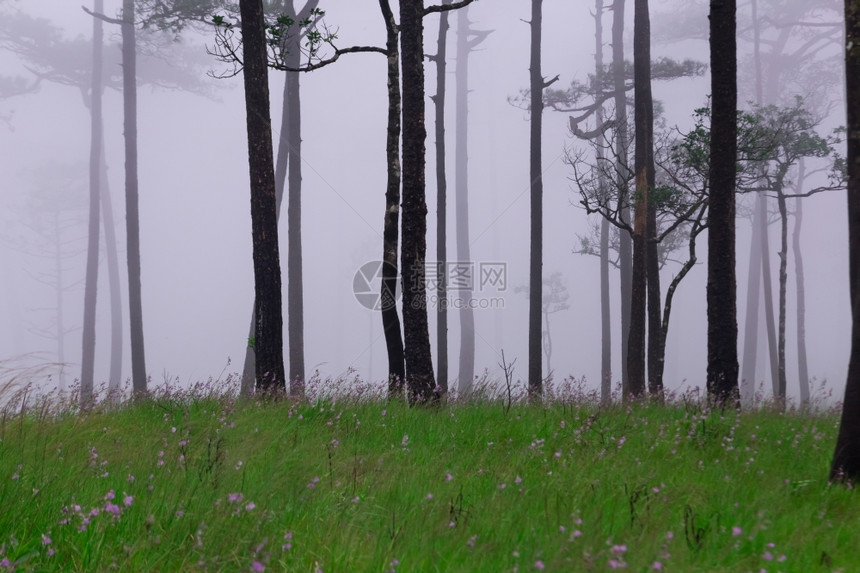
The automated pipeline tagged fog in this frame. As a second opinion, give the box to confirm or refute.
[0,0,849,402]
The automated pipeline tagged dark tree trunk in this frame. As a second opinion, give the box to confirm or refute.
[776,184,788,403]
[400,0,437,404]
[379,0,406,398]
[793,160,810,404]
[761,193,780,397]
[239,0,286,392]
[595,0,612,402]
[122,0,147,396]
[831,0,860,482]
[706,0,739,405]
[81,0,104,407]
[433,1,451,395]
[646,195,662,396]
[612,0,632,392]
[100,150,123,399]
[528,0,546,399]
[626,0,653,399]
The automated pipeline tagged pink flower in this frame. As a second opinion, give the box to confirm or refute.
[534,561,545,570]
[246,502,256,511]
[653,562,662,570]
[732,526,742,536]
[251,561,265,572]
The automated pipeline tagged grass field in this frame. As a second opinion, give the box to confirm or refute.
[0,376,857,572]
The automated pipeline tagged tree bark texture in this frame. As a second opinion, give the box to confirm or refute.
[626,0,652,399]
[81,0,104,407]
[379,0,406,398]
[612,0,632,392]
[831,0,860,482]
[123,0,147,396]
[792,161,810,404]
[528,0,545,399]
[400,0,438,404]
[239,0,286,392]
[705,0,739,405]
[760,193,780,397]
[433,1,451,394]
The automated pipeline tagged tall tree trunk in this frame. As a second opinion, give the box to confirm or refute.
[761,192,780,397]
[101,151,123,399]
[81,0,104,407]
[646,195,661,395]
[240,0,317,397]
[453,8,488,397]
[400,0,437,404]
[285,27,305,396]
[612,0,632,392]
[793,160,810,404]
[528,0,546,399]
[433,1,451,395]
[595,0,612,402]
[626,0,652,399]
[122,0,147,396]
[706,0,739,405]
[776,184,788,404]
[239,0,286,392]
[379,0,406,398]
[54,212,66,392]
[740,0,763,406]
[831,0,860,482]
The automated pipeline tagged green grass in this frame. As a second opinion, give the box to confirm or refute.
[0,381,857,572]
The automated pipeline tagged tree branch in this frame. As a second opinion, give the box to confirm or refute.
[424,0,477,15]
[274,45,387,72]
[81,6,123,25]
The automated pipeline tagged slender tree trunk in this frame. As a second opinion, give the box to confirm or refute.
[612,0,632,392]
[793,160,810,404]
[528,0,546,399]
[81,0,104,407]
[706,0,739,406]
[55,212,66,393]
[379,0,406,398]
[740,0,763,406]
[761,192,780,397]
[239,0,286,392]
[646,198,662,395]
[433,1,451,395]
[831,0,860,482]
[776,184,788,404]
[100,150,123,399]
[740,198,762,405]
[285,32,305,397]
[595,0,612,402]
[122,0,147,396]
[400,0,437,404]
[626,0,653,399]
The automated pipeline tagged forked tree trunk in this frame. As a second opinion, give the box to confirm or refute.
[706,0,739,405]
[122,0,147,396]
[831,0,860,483]
[612,0,632,392]
[81,0,104,407]
[433,1,451,395]
[379,0,406,398]
[400,0,437,404]
[239,0,286,392]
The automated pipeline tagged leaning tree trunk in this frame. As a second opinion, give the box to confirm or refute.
[626,0,653,399]
[706,0,739,405]
[612,0,632,393]
[379,0,406,398]
[760,193,780,397]
[831,0,860,483]
[122,0,147,396]
[528,0,547,400]
[793,159,810,404]
[238,0,286,392]
[433,0,451,395]
[81,0,104,407]
[594,0,612,402]
[400,0,437,404]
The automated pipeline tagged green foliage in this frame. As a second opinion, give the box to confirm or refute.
[0,389,857,572]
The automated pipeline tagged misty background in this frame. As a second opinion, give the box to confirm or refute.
[0,0,848,401]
